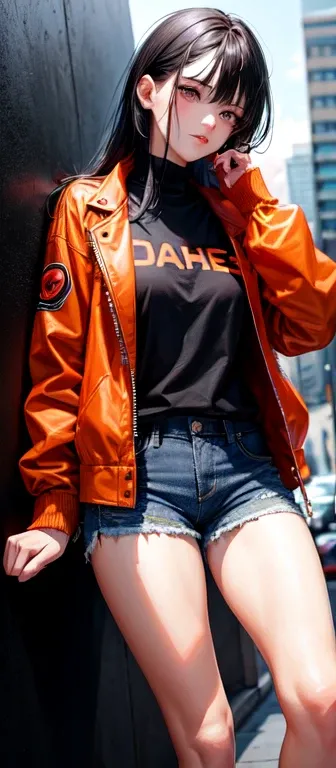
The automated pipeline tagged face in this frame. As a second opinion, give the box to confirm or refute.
[137,51,245,166]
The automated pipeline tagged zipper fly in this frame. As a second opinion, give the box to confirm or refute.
[88,229,138,440]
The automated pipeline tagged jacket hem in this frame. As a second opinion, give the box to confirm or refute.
[80,463,135,507]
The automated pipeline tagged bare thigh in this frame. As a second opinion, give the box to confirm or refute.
[207,512,336,708]
[91,533,232,757]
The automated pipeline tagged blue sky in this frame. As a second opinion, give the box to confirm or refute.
[128,0,310,197]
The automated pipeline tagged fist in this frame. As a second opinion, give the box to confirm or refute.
[3,528,70,582]
[214,149,253,188]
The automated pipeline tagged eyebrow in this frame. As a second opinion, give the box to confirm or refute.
[180,77,245,112]
[180,76,212,90]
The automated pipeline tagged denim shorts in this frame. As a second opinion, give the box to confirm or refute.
[82,414,306,563]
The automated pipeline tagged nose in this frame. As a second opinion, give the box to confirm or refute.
[201,113,216,131]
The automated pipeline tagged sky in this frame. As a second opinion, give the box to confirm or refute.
[128,0,310,199]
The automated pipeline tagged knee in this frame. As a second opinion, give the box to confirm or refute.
[279,678,336,746]
[191,719,235,768]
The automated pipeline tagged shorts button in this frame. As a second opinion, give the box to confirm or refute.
[192,420,203,433]
[124,490,131,498]
[125,471,132,481]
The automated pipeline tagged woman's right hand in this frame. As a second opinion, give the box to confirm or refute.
[3,528,70,582]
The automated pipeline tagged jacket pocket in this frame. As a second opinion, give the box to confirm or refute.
[75,374,112,464]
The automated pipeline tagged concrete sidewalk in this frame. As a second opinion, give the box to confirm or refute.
[236,687,285,766]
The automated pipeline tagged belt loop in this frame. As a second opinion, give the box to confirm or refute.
[153,421,160,448]
[223,419,235,444]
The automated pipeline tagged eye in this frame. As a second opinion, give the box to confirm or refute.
[220,110,238,124]
[177,85,200,102]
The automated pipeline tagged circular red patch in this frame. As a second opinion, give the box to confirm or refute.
[40,268,65,300]
[37,263,71,312]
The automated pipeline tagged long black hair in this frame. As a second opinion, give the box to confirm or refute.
[56,8,273,219]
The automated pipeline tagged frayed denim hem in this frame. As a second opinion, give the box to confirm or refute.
[84,523,201,563]
[203,504,306,554]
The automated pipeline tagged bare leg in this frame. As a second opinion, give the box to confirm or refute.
[207,513,336,768]
[92,533,235,768]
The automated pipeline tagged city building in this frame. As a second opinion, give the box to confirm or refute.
[303,4,336,260]
[283,3,336,481]
[303,0,336,12]
[286,144,317,236]
[281,349,335,475]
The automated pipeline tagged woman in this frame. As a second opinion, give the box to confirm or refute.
[4,8,336,767]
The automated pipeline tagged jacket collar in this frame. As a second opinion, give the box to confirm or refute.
[86,154,247,236]
[86,155,134,212]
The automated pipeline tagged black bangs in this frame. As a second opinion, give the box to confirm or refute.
[206,43,271,152]
[168,17,272,154]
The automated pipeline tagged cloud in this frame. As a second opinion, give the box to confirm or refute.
[253,152,289,202]
[270,117,310,160]
[286,50,305,83]
[251,102,311,201]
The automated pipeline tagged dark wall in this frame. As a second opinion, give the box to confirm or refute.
[0,0,134,529]
[1,2,135,766]
[0,3,259,766]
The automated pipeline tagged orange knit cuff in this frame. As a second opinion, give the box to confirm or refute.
[27,491,79,537]
[219,167,276,214]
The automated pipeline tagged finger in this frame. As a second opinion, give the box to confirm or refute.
[228,151,249,169]
[230,156,239,170]
[215,158,234,176]
[3,538,22,575]
[214,156,230,171]
[3,539,12,573]
[11,541,51,579]
[9,544,37,578]
[226,169,246,188]
[18,547,58,582]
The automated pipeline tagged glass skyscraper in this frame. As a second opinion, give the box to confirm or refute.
[303,0,336,12]
[286,144,317,236]
[284,2,336,482]
[303,4,336,260]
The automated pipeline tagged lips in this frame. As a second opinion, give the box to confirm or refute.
[190,134,209,144]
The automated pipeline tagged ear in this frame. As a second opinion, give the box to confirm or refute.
[136,75,157,110]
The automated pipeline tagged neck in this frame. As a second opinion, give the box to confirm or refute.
[129,152,191,199]
[149,119,187,167]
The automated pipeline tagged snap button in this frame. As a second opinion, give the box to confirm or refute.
[124,490,131,498]
[192,420,203,433]
[97,197,107,205]
[125,471,132,481]
[102,231,109,238]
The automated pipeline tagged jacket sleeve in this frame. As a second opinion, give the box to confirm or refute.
[220,167,336,356]
[19,185,93,536]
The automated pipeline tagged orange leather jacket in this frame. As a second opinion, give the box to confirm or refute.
[20,157,336,536]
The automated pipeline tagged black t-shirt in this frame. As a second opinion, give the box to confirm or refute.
[127,155,259,424]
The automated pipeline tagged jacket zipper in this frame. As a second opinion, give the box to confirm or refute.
[231,239,313,517]
[88,229,138,440]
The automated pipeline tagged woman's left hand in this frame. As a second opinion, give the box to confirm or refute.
[214,149,252,188]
